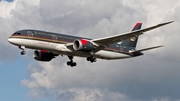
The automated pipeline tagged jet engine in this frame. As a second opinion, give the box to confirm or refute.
[73,39,94,51]
[33,50,55,62]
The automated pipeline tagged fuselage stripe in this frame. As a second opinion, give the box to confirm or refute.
[10,35,132,55]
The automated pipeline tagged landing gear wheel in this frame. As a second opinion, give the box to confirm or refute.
[87,57,90,61]
[67,61,71,66]
[67,61,77,67]
[72,62,77,67]
[90,59,94,63]
[19,46,26,55]
[87,57,97,63]
[21,51,26,55]
[93,58,97,62]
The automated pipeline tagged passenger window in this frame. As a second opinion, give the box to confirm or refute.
[27,31,33,37]
[52,35,57,41]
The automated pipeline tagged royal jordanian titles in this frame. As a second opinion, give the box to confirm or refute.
[8,21,173,67]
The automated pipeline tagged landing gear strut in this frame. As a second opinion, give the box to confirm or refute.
[67,56,77,67]
[19,46,26,55]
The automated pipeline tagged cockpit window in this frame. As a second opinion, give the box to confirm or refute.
[13,32,21,35]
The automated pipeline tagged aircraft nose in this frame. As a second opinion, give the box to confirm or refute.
[8,38,14,44]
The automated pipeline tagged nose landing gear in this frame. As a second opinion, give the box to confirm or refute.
[19,46,26,55]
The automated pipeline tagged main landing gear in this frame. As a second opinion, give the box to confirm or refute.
[86,56,97,63]
[67,56,77,67]
[86,51,97,63]
[19,46,26,55]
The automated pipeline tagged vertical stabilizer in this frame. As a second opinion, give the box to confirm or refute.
[120,22,142,48]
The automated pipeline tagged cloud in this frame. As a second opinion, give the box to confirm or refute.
[0,0,41,60]
[1,0,180,101]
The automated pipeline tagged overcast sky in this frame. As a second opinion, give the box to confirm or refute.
[0,0,180,101]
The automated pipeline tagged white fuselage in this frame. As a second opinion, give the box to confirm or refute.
[8,38,132,60]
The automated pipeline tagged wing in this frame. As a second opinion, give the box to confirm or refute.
[130,45,164,53]
[66,21,173,53]
[92,21,173,45]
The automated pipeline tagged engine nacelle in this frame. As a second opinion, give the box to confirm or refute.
[33,50,55,62]
[73,39,94,51]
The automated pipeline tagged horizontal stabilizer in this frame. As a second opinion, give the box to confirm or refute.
[130,45,163,53]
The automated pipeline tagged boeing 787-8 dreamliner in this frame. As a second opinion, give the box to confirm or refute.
[8,21,173,67]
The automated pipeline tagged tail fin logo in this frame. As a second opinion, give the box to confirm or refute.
[132,22,142,31]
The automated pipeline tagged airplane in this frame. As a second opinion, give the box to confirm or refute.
[8,21,173,67]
